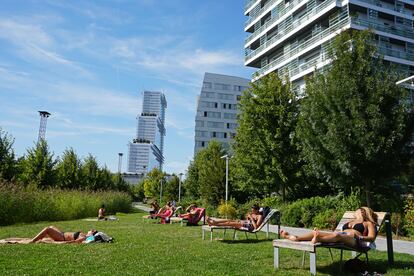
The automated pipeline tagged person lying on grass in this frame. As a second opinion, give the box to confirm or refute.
[280,207,378,248]
[30,226,97,243]
[207,204,264,232]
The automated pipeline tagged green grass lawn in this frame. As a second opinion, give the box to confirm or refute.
[0,211,413,275]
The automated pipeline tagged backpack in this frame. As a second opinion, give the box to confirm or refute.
[261,206,271,219]
[93,232,114,243]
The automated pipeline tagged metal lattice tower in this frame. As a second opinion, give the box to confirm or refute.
[118,153,123,173]
[37,111,51,143]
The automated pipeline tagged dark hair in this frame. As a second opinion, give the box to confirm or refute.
[251,204,260,211]
[101,204,105,208]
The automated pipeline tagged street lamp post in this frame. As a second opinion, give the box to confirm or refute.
[159,178,163,203]
[178,173,183,203]
[220,155,229,204]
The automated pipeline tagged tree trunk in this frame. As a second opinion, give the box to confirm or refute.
[281,182,286,202]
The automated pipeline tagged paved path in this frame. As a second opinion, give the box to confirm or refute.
[266,225,414,255]
[132,202,414,255]
[132,202,151,212]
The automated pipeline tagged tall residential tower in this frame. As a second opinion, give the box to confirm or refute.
[127,91,167,175]
[244,0,414,90]
[194,73,250,155]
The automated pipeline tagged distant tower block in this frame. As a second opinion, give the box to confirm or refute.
[118,153,123,173]
[38,111,51,143]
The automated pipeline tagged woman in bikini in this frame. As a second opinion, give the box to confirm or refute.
[207,205,264,231]
[280,207,378,248]
[30,226,96,243]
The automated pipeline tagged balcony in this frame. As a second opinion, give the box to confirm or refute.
[350,0,414,19]
[254,13,349,79]
[351,17,414,40]
[245,0,307,46]
[245,0,261,13]
[245,0,339,64]
[253,38,414,81]
[245,0,280,29]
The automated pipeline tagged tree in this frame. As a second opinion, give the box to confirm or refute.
[164,174,180,201]
[197,140,226,206]
[80,154,100,190]
[0,128,17,181]
[297,30,414,207]
[183,160,200,199]
[56,147,81,189]
[20,140,57,188]
[232,73,301,201]
[143,168,165,199]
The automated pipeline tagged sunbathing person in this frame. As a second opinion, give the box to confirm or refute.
[149,200,160,216]
[207,204,264,231]
[98,204,106,220]
[280,207,378,248]
[30,226,97,243]
[179,204,197,220]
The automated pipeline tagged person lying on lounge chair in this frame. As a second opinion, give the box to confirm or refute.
[280,207,378,248]
[179,204,198,220]
[207,204,264,231]
[30,226,97,243]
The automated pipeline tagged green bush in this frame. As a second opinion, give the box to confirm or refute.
[404,197,414,237]
[0,180,132,226]
[312,209,339,230]
[217,199,238,219]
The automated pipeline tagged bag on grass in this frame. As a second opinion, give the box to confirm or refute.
[93,232,114,243]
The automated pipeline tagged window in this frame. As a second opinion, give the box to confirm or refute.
[203,82,212,89]
[234,85,248,91]
[237,95,242,101]
[212,132,216,138]
[195,131,208,137]
[224,113,237,119]
[200,101,217,108]
[218,93,234,100]
[201,92,215,98]
[214,83,231,90]
[223,103,227,109]
[207,121,224,128]
[224,133,227,138]
[205,111,221,118]
[195,120,204,127]
[215,102,218,108]
[202,141,205,147]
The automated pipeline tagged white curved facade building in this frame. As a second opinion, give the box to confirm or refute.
[244,0,414,91]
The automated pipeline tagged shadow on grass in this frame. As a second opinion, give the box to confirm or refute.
[220,238,273,244]
[316,259,414,275]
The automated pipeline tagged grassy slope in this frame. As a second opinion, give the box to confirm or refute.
[0,211,413,275]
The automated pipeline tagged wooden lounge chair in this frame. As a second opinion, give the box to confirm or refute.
[202,209,280,241]
[273,211,394,275]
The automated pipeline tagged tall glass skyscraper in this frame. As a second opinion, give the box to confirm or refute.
[194,72,250,155]
[244,0,414,90]
[127,91,167,175]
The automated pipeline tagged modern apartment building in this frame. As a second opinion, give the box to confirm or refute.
[194,73,250,155]
[244,0,414,91]
[127,91,167,175]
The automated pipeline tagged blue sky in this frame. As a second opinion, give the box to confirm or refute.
[0,0,254,174]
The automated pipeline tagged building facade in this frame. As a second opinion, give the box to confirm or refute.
[127,91,167,175]
[244,0,414,90]
[194,72,250,155]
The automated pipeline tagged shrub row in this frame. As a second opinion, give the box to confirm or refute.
[0,182,132,226]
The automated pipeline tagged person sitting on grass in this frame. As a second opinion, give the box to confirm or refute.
[30,226,97,243]
[207,204,264,232]
[98,204,106,220]
[280,207,378,248]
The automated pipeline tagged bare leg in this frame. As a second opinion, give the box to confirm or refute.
[31,226,65,243]
[313,232,357,247]
[280,229,314,241]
